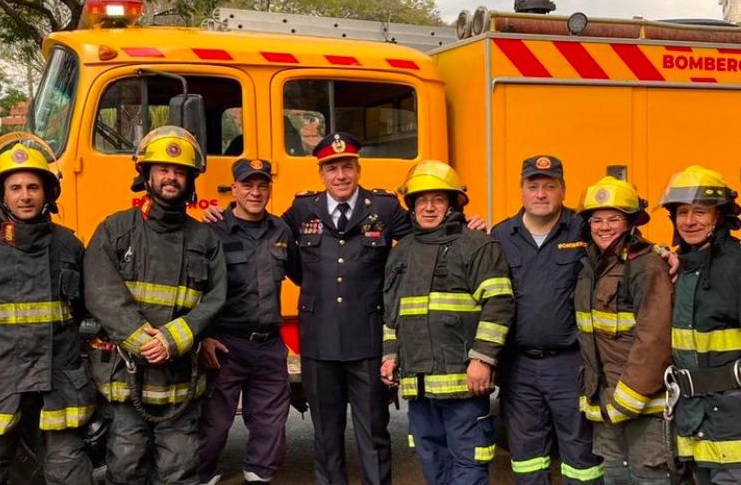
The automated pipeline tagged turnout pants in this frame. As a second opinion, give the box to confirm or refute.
[0,393,92,485]
[408,395,494,485]
[105,401,200,485]
[501,350,604,484]
[301,356,392,485]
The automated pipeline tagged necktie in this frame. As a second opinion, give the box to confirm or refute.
[337,202,350,232]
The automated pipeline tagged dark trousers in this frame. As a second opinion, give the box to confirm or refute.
[501,349,604,485]
[408,395,494,485]
[105,401,200,485]
[301,356,392,485]
[198,334,290,481]
[593,416,684,484]
[0,393,93,485]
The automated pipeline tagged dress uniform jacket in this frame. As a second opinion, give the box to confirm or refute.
[383,213,515,399]
[0,214,95,432]
[672,227,741,467]
[575,236,673,424]
[84,199,227,405]
[282,186,410,361]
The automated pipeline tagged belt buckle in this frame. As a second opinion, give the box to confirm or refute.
[248,331,270,343]
[525,349,546,359]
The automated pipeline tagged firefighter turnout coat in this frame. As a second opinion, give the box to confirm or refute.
[0,214,95,433]
[84,199,227,405]
[672,227,741,467]
[383,213,515,399]
[575,236,673,424]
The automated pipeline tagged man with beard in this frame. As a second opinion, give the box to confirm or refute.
[0,133,95,485]
[84,126,227,484]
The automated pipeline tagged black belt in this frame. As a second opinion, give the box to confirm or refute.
[666,361,741,397]
[519,345,578,359]
[246,329,279,343]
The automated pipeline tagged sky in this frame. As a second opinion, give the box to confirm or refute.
[437,0,724,24]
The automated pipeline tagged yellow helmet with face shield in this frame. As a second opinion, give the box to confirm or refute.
[659,165,737,209]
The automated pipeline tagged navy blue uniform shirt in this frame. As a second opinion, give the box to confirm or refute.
[491,207,585,350]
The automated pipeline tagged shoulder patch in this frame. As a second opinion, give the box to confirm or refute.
[294,190,318,198]
[371,188,397,197]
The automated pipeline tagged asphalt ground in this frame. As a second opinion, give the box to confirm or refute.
[214,399,563,485]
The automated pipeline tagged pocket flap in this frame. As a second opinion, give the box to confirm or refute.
[299,294,315,313]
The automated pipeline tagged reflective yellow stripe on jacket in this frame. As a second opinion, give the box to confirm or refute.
[475,321,508,345]
[576,310,636,334]
[672,327,741,353]
[382,325,396,342]
[125,281,202,309]
[0,301,72,325]
[612,381,665,417]
[472,277,513,301]
[400,373,483,399]
[97,376,207,405]
[164,317,194,355]
[122,321,153,355]
[677,435,741,465]
[0,412,20,435]
[40,405,94,430]
[399,292,481,316]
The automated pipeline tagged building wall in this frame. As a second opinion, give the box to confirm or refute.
[720,0,741,24]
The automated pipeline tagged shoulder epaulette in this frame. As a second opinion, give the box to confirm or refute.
[371,188,397,197]
[294,190,318,198]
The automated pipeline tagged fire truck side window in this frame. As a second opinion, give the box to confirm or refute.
[94,76,243,156]
[28,47,79,156]
[283,80,418,159]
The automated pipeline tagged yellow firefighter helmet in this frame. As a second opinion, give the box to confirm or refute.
[398,160,468,209]
[659,165,737,209]
[578,176,649,226]
[0,132,61,210]
[134,126,204,175]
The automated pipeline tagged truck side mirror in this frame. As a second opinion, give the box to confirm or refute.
[169,94,207,169]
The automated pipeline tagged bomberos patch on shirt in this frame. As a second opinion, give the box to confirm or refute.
[557,241,587,250]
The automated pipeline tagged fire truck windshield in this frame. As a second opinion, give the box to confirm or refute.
[28,47,78,157]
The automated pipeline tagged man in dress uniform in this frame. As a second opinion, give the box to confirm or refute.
[282,132,411,485]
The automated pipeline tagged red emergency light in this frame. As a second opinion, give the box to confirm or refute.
[79,0,144,29]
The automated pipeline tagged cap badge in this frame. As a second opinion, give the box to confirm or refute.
[535,157,551,170]
[11,148,28,164]
[166,142,182,158]
[250,160,264,170]
[595,188,611,204]
[331,134,347,154]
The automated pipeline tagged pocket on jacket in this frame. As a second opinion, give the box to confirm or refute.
[298,234,322,263]
[360,235,388,264]
[270,245,288,281]
[62,363,92,390]
[299,294,315,313]
[186,245,209,290]
[59,268,81,302]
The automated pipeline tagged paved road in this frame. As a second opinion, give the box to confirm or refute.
[213,399,556,485]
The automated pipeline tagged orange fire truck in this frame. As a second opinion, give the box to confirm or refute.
[27,0,741,358]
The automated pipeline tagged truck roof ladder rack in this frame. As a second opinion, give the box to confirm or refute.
[204,9,457,52]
